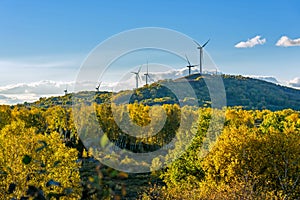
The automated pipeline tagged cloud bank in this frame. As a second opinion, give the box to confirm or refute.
[0,80,73,105]
[235,35,266,48]
[276,36,300,47]
[246,75,279,84]
[0,67,219,105]
[288,77,300,87]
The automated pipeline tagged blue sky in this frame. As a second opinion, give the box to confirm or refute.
[0,0,300,104]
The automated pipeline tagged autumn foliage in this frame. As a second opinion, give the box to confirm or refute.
[0,103,299,199]
[147,108,300,199]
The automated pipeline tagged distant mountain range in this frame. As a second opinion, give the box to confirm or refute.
[29,74,300,111]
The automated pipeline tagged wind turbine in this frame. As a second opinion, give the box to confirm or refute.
[144,61,154,85]
[64,86,68,95]
[194,39,210,75]
[131,66,142,89]
[185,54,198,76]
[96,81,102,92]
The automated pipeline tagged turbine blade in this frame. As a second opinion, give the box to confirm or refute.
[147,61,149,73]
[193,40,201,47]
[148,74,155,82]
[137,74,142,82]
[138,65,142,73]
[202,39,210,47]
[185,54,191,66]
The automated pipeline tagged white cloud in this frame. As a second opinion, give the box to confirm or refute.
[0,80,74,105]
[0,79,135,105]
[246,75,279,84]
[235,35,266,48]
[0,80,70,94]
[147,67,197,80]
[0,95,19,105]
[288,77,300,87]
[276,36,300,47]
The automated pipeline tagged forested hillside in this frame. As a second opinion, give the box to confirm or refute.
[29,74,300,111]
[0,103,299,199]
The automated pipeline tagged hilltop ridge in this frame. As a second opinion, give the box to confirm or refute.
[28,74,300,111]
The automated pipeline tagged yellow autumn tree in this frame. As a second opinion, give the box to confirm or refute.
[150,108,300,199]
[0,105,11,130]
[201,109,300,199]
[0,120,82,199]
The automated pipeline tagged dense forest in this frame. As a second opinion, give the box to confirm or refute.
[1,75,300,199]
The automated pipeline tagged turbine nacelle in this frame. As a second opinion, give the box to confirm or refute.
[96,81,102,92]
[185,54,198,76]
[144,61,154,85]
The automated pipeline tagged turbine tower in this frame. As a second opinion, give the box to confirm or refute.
[194,39,210,74]
[131,66,142,89]
[96,81,102,92]
[144,61,153,85]
[64,86,68,95]
[185,54,198,76]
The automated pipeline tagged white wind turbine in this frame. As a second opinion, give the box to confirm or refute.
[131,66,142,89]
[95,81,102,92]
[144,61,154,85]
[185,54,198,76]
[194,39,210,74]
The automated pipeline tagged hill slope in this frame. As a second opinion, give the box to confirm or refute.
[29,74,300,111]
